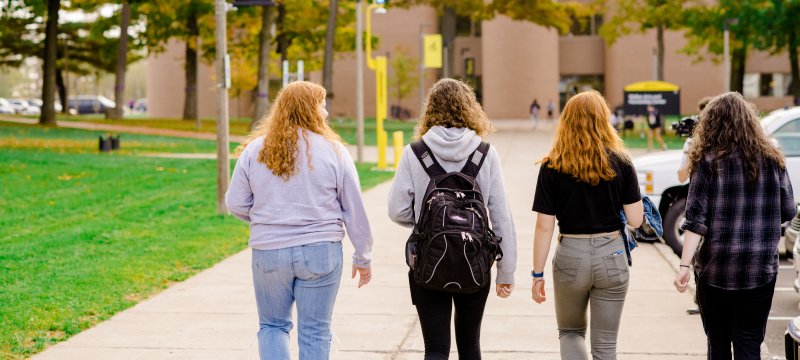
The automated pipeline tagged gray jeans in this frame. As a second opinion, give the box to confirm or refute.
[553,233,629,360]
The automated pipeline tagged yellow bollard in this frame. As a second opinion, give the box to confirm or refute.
[393,131,404,170]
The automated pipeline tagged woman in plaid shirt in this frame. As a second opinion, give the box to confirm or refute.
[673,92,796,360]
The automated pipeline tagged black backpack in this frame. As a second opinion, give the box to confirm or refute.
[405,140,503,293]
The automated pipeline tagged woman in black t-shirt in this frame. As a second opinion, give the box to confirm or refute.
[531,91,644,360]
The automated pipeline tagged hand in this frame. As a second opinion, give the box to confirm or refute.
[496,284,513,298]
[673,267,691,293]
[351,265,371,288]
[531,278,546,303]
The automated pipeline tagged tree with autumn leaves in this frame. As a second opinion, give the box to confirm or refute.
[602,0,800,100]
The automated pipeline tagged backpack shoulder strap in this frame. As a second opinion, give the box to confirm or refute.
[460,142,491,178]
[410,140,446,178]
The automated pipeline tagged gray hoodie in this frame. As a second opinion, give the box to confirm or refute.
[225,132,373,267]
[388,126,517,284]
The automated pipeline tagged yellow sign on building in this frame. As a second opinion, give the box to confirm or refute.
[423,34,442,69]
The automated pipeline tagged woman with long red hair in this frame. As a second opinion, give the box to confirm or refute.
[531,91,643,360]
[226,81,373,360]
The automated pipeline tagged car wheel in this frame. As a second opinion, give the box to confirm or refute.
[663,197,686,256]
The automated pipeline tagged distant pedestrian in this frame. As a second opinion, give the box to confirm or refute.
[674,92,796,360]
[225,81,373,360]
[389,78,517,360]
[530,98,541,129]
[646,105,667,151]
[532,90,644,360]
[547,99,555,121]
[610,109,622,131]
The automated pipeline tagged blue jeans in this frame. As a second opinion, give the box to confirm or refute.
[252,241,343,360]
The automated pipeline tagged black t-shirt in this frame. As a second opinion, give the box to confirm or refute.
[532,154,641,234]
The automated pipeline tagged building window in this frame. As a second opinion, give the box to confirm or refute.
[559,75,604,109]
[566,14,603,36]
[744,72,793,98]
[456,16,481,37]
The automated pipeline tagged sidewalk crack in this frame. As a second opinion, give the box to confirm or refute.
[388,317,418,360]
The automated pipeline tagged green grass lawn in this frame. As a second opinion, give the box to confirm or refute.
[0,122,237,154]
[619,116,688,150]
[329,118,418,146]
[57,115,256,137]
[0,124,394,359]
[7,114,420,146]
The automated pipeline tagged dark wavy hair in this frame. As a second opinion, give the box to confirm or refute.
[687,92,785,182]
[415,78,493,139]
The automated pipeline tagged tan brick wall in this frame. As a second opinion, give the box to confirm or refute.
[148,39,258,120]
[482,16,559,120]
[322,6,437,120]
[605,30,726,115]
[148,6,795,120]
[559,36,604,75]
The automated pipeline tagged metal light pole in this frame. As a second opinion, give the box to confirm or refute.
[215,0,231,214]
[355,0,364,163]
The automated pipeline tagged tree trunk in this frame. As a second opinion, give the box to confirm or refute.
[730,44,747,94]
[789,28,800,105]
[111,0,131,119]
[39,0,59,126]
[252,5,273,129]
[440,6,456,78]
[56,67,67,114]
[656,23,664,81]
[183,6,199,122]
[277,4,288,64]
[322,0,338,104]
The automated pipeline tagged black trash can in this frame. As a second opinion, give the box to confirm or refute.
[110,135,120,150]
[98,136,112,152]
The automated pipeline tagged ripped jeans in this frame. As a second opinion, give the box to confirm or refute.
[552,233,629,360]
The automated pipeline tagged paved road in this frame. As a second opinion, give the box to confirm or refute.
[765,257,799,359]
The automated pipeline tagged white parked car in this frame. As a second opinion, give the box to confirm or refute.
[634,106,800,256]
[0,98,14,114]
[8,99,40,115]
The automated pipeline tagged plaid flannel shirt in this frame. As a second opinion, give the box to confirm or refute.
[682,152,796,290]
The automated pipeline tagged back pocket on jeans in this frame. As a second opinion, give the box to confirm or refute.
[301,242,342,278]
[603,253,629,284]
[553,251,582,284]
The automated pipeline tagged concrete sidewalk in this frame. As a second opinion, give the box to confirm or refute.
[32,125,707,360]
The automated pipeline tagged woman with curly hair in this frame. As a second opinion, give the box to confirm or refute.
[531,91,644,360]
[388,78,517,359]
[674,92,795,360]
[225,81,373,360]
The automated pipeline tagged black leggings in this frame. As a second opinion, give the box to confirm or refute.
[409,272,491,360]
[696,276,776,360]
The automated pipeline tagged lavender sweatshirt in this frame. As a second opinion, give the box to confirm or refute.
[388,126,517,284]
[225,131,373,267]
